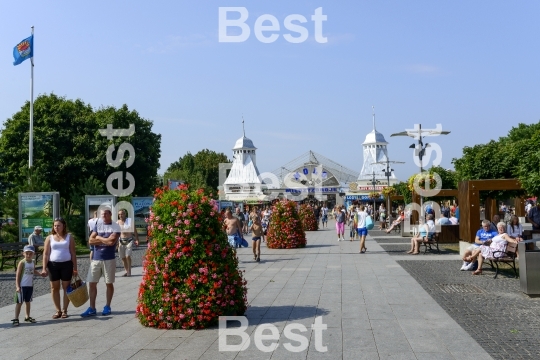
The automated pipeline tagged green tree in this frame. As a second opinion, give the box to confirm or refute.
[515,129,540,197]
[428,166,457,189]
[165,149,229,191]
[0,94,162,242]
[451,122,540,199]
[0,168,51,242]
[391,181,412,205]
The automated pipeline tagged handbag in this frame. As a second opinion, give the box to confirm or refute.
[66,274,89,308]
[366,215,374,230]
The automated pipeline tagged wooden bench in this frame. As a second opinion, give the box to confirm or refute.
[0,243,25,271]
[421,233,440,254]
[483,242,518,279]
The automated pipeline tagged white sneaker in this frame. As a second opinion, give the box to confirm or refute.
[337,238,341,241]
[460,262,470,271]
[464,262,476,271]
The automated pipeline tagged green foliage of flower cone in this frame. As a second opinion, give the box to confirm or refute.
[299,204,318,231]
[266,200,307,249]
[136,185,247,329]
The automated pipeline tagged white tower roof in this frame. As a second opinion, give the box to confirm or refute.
[224,133,261,185]
[358,109,396,181]
[233,136,257,150]
[363,129,388,145]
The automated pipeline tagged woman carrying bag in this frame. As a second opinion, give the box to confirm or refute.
[41,218,78,319]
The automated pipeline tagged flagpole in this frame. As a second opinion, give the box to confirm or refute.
[29,26,34,168]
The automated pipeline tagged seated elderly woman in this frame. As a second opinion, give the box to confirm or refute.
[469,222,518,275]
[406,214,435,255]
[385,212,405,233]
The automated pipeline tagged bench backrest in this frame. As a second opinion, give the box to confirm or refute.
[0,243,25,251]
[506,242,518,258]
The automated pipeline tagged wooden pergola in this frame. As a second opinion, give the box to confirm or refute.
[410,189,459,225]
[457,179,524,242]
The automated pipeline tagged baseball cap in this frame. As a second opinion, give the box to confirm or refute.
[34,225,43,230]
[23,245,35,253]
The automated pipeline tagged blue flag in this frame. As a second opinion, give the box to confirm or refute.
[13,35,33,66]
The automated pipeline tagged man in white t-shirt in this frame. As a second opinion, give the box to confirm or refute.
[321,206,329,228]
[88,211,99,233]
[356,206,368,253]
[87,211,99,259]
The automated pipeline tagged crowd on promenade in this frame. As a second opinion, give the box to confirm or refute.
[11,207,139,326]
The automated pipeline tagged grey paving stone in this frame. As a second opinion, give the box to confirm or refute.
[130,349,173,360]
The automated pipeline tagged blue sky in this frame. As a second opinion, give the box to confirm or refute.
[1,0,539,183]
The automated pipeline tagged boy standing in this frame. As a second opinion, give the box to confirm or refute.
[12,245,42,326]
[250,216,264,262]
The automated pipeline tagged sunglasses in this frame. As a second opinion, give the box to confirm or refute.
[54,217,65,222]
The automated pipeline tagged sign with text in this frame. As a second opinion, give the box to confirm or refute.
[18,192,60,243]
[132,197,153,238]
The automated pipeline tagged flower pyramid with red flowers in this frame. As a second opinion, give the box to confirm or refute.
[136,185,247,329]
[299,204,319,231]
[266,200,307,249]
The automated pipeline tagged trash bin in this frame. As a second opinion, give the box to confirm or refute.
[518,239,540,295]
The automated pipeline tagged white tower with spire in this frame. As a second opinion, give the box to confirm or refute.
[358,107,396,182]
[223,118,263,200]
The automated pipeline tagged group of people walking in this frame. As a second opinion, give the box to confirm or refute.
[331,205,369,253]
[12,207,139,326]
[223,205,272,262]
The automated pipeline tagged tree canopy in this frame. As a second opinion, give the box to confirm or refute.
[0,93,161,198]
[452,121,540,197]
[165,149,229,191]
[0,93,161,243]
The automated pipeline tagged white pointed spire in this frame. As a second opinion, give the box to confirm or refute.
[242,115,245,137]
[372,105,376,131]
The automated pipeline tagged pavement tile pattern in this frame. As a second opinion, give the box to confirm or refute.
[0,223,495,359]
[0,247,147,308]
[398,259,540,360]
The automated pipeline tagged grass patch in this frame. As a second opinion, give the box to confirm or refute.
[441,243,460,254]
[76,244,91,256]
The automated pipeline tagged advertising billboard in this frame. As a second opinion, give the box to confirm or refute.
[19,192,60,243]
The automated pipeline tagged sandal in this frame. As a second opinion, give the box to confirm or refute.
[122,273,128,277]
[52,311,62,319]
[411,252,419,255]
[472,269,482,275]
[25,317,37,323]
[61,311,69,319]
[11,319,19,326]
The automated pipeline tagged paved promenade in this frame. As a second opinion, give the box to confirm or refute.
[0,225,492,360]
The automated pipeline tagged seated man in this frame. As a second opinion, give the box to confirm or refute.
[27,226,44,259]
[489,215,500,232]
[460,220,497,271]
[436,213,452,226]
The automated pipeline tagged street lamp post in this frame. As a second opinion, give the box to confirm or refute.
[369,171,380,216]
[372,159,404,224]
[391,124,450,221]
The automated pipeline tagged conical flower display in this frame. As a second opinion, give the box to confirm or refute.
[136,185,247,329]
[266,200,307,249]
[299,204,319,231]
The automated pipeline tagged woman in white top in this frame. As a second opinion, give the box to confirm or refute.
[41,218,78,319]
[471,222,517,275]
[506,215,523,241]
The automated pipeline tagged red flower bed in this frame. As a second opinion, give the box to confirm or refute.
[299,204,319,231]
[266,200,306,249]
[136,185,247,329]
